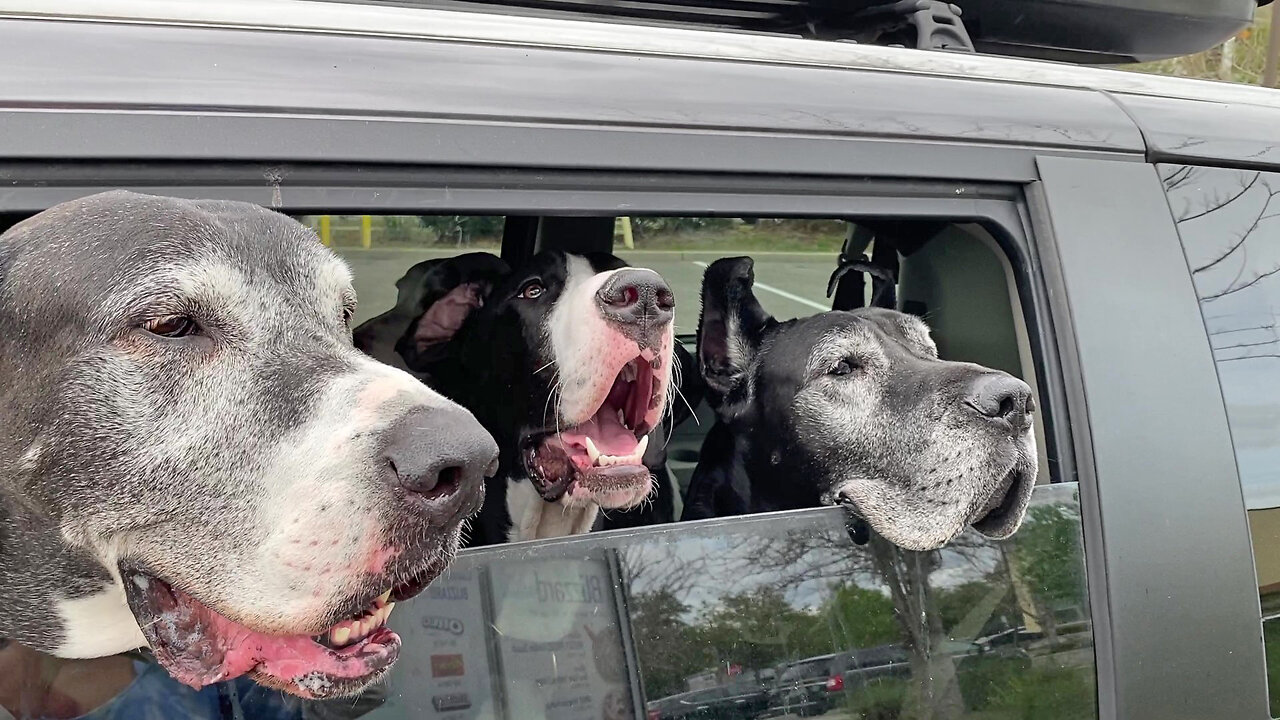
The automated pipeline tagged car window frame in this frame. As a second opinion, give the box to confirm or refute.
[0,161,1094,717]
[1036,155,1268,718]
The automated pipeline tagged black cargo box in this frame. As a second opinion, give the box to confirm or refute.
[960,0,1261,63]
[339,0,1261,64]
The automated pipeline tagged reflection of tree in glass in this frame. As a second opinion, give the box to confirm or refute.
[695,587,829,671]
[620,523,996,716]
[620,504,1090,716]
[822,583,900,649]
[1008,504,1087,644]
[627,589,709,700]
[1165,167,1280,360]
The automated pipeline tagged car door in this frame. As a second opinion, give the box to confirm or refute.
[0,8,1178,720]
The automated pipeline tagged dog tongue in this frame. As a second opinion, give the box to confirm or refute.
[130,578,398,698]
[560,403,639,456]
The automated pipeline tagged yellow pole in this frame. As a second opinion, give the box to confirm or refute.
[318,215,331,247]
[620,216,634,250]
[361,215,373,249]
[1265,2,1279,88]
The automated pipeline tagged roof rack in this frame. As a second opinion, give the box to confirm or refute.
[315,0,1260,64]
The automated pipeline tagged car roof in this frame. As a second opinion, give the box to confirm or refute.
[5,0,1275,109]
[0,0,1276,170]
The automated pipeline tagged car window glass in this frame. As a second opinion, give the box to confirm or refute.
[358,483,1092,720]
[1161,164,1280,717]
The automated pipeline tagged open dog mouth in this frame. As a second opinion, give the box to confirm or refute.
[121,566,445,699]
[523,353,665,507]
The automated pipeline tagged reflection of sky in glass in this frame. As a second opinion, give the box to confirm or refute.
[1168,166,1280,509]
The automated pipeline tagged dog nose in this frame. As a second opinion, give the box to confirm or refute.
[383,406,498,500]
[596,268,675,331]
[965,374,1035,430]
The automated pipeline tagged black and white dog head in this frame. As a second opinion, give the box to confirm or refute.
[367,250,678,543]
[0,192,497,698]
[697,257,1036,551]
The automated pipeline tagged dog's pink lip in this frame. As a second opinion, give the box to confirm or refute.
[121,572,404,699]
[560,338,671,433]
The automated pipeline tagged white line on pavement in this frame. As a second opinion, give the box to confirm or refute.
[691,260,828,311]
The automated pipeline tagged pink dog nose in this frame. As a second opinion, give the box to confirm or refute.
[596,268,675,331]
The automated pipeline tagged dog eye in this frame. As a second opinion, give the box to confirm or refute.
[142,316,199,339]
[829,359,860,376]
[518,281,545,300]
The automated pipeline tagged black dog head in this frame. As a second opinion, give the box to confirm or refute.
[358,251,681,534]
[697,257,1037,551]
[352,252,509,374]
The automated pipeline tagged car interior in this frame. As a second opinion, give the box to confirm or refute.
[308,212,1056,507]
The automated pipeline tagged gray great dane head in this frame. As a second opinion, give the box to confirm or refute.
[0,192,498,699]
[698,256,1037,550]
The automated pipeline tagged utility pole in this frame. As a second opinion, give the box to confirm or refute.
[1266,0,1280,88]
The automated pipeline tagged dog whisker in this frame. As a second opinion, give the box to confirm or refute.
[671,385,699,429]
[541,372,560,428]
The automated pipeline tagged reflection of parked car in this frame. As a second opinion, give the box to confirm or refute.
[647,680,770,720]
[768,642,991,715]
[974,627,1043,654]
[826,645,911,693]
[764,654,840,717]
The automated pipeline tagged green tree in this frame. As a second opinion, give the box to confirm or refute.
[630,216,734,238]
[1008,504,1086,643]
[820,582,900,650]
[415,215,504,246]
[694,587,827,672]
[628,589,710,699]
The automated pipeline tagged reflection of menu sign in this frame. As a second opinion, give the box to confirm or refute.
[432,654,466,678]
[490,555,634,720]
[376,566,496,720]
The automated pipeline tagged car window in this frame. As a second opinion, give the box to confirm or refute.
[0,206,1094,720]
[332,211,1093,720]
[1160,165,1280,717]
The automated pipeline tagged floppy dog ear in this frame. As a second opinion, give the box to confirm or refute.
[697,256,773,414]
[395,252,510,370]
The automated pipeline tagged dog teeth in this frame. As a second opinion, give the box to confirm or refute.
[324,594,396,649]
[587,435,649,467]
[330,625,351,647]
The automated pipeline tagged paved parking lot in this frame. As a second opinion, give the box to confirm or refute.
[336,248,837,328]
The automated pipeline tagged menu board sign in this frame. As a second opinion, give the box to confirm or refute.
[377,566,496,720]
[488,553,634,720]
